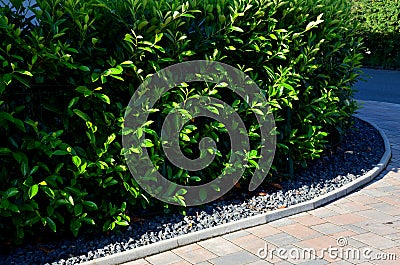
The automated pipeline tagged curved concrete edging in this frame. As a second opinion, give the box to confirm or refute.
[81,115,391,265]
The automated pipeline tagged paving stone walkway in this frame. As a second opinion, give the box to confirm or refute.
[124,100,400,265]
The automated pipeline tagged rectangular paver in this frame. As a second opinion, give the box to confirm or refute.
[346,237,368,248]
[145,251,185,265]
[334,201,372,212]
[342,224,369,234]
[377,196,400,206]
[208,250,259,265]
[278,223,322,240]
[352,232,399,249]
[329,230,357,240]
[307,208,338,218]
[172,243,217,264]
[290,214,327,226]
[263,232,300,247]
[323,213,368,225]
[375,186,400,193]
[222,230,251,241]
[359,189,389,198]
[352,221,399,236]
[384,232,400,241]
[310,223,346,235]
[368,202,400,215]
[228,234,269,255]
[269,218,297,228]
[323,204,352,214]
[355,209,397,223]
[346,194,378,205]
[198,237,242,256]
[294,235,338,251]
[245,224,282,238]
[350,246,386,264]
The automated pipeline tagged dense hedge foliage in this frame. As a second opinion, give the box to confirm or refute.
[0,0,362,243]
[351,0,400,68]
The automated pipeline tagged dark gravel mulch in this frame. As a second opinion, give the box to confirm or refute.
[1,117,385,265]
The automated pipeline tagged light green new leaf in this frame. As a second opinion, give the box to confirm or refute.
[28,184,39,199]
[94,93,110,104]
[72,156,82,168]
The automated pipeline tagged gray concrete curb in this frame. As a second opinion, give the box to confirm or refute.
[81,115,391,265]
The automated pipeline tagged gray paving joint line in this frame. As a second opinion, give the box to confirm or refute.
[80,114,392,265]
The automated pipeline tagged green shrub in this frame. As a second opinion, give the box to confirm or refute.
[0,0,362,243]
[351,0,400,68]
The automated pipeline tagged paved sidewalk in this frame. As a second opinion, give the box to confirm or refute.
[123,101,400,265]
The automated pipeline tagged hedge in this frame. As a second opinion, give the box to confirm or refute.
[351,0,400,69]
[0,0,362,243]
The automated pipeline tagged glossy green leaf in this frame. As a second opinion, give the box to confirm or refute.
[45,217,57,232]
[28,184,39,199]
